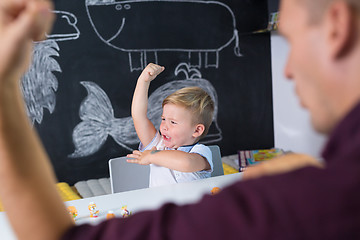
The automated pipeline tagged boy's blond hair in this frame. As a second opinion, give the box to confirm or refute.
[162,87,214,138]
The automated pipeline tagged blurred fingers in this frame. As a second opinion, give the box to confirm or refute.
[242,153,324,180]
[22,0,55,41]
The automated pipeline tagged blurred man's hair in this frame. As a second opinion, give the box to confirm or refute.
[299,0,360,23]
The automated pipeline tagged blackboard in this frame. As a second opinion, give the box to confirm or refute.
[268,0,279,13]
[24,0,273,185]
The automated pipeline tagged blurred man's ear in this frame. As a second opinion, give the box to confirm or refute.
[326,1,355,59]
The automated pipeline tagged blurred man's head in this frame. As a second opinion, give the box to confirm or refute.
[279,0,360,134]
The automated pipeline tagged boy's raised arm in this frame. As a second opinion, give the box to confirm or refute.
[131,63,164,147]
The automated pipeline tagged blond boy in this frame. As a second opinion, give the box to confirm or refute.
[127,63,214,187]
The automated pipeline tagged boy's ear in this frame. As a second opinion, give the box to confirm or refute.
[193,124,205,138]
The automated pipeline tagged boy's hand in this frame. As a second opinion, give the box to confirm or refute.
[138,63,165,83]
[126,147,158,165]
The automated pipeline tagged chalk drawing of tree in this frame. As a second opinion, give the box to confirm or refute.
[21,40,61,124]
[21,10,80,124]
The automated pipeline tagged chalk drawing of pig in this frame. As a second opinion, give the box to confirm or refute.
[85,0,241,72]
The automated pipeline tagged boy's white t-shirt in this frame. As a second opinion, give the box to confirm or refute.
[139,132,213,187]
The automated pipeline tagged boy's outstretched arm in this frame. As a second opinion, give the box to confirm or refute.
[0,1,74,240]
[127,149,211,172]
[131,63,165,147]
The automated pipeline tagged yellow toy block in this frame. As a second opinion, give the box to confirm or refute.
[222,163,238,175]
[56,182,82,201]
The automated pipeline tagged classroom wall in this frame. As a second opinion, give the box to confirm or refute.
[271,32,326,158]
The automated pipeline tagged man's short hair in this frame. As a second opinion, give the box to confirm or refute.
[299,0,360,23]
[162,86,214,138]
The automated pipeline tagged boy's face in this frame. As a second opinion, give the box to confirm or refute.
[160,104,200,149]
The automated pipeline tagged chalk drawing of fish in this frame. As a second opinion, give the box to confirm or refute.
[69,81,139,158]
[70,63,222,158]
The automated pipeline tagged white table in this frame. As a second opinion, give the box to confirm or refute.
[0,173,242,239]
